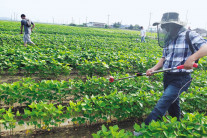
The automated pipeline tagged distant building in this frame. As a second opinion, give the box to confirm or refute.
[87,22,106,28]
[147,26,157,39]
[120,25,130,29]
[147,26,157,33]
[0,17,11,20]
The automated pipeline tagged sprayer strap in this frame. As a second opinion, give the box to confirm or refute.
[186,31,199,63]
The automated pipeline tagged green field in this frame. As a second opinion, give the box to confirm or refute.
[0,21,206,137]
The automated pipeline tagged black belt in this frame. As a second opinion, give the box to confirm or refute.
[164,72,190,76]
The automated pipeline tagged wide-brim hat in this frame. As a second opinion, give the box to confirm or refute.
[153,12,186,26]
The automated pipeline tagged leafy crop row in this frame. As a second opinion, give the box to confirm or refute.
[0,96,206,136]
[0,72,206,114]
[0,20,207,137]
[0,21,160,76]
[92,112,207,137]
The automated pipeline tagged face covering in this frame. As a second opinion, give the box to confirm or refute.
[157,23,185,48]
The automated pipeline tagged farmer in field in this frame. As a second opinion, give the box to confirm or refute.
[140,26,146,42]
[134,12,207,136]
[20,14,35,46]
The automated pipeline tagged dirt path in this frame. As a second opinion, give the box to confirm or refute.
[1,118,138,138]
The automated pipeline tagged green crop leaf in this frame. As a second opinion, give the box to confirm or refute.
[102,125,107,132]
[171,117,177,123]
[141,122,146,128]
[16,111,21,116]
[163,131,168,137]
[0,119,5,123]
[112,125,119,132]
[134,123,140,132]
[92,134,100,138]
[187,126,194,130]
[18,120,25,125]
[163,116,168,123]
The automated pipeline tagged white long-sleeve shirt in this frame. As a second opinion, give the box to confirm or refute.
[141,29,146,37]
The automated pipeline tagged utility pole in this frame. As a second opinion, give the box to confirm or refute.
[16,13,18,21]
[71,17,74,24]
[14,13,15,21]
[186,10,189,25]
[148,12,152,30]
[107,14,110,26]
[86,16,88,24]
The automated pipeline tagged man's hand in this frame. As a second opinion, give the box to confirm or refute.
[184,44,207,69]
[184,56,195,69]
[146,68,155,76]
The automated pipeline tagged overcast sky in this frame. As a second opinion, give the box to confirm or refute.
[1,0,207,29]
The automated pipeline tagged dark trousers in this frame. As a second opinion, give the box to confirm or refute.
[145,72,191,125]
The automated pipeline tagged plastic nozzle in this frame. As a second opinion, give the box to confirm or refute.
[193,63,198,68]
[109,76,114,83]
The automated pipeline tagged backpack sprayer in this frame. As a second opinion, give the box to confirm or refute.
[109,63,198,83]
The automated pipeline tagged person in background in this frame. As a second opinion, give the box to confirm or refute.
[20,14,35,46]
[188,26,191,30]
[134,12,207,136]
[140,26,146,42]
